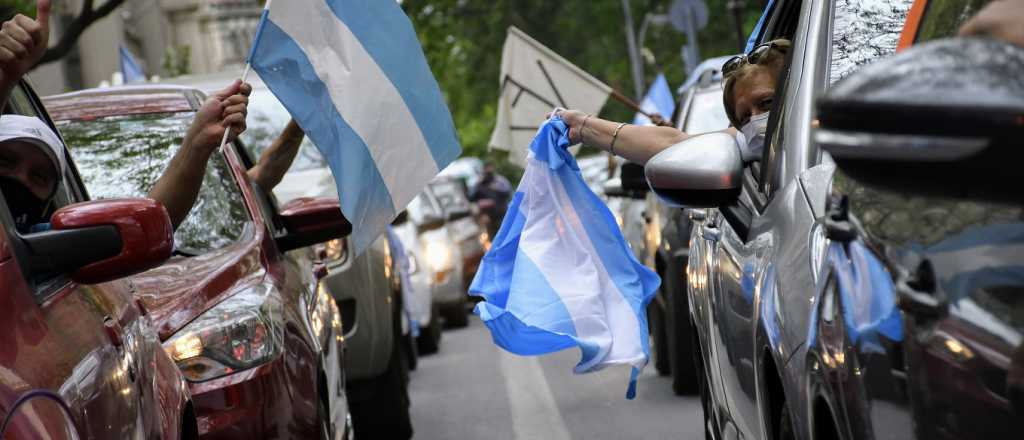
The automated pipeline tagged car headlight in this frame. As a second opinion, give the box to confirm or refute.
[164,283,284,382]
[316,238,347,262]
[423,239,453,272]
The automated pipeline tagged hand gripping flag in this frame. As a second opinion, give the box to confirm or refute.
[471,116,660,399]
[248,0,461,253]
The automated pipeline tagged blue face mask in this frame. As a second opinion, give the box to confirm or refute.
[736,112,770,162]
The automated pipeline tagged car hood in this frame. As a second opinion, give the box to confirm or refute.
[130,235,264,341]
[273,167,336,203]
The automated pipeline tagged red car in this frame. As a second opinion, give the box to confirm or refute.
[44,85,353,439]
[0,81,195,438]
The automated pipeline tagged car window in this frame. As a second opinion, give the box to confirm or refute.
[830,0,914,84]
[407,192,441,225]
[242,87,327,173]
[430,180,471,214]
[683,87,731,135]
[913,0,994,43]
[58,112,250,254]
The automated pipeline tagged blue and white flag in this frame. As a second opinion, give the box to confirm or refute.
[120,46,145,83]
[633,74,675,126]
[248,0,461,253]
[471,117,660,399]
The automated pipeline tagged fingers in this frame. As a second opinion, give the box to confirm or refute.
[0,33,28,59]
[222,112,247,136]
[238,81,252,96]
[2,21,32,48]
[211,79,241,101]
[35,0,50,29]
[12,14,43,48]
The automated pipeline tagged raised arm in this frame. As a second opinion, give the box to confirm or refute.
[555,109,736,165]
[148,80,251,229]
[0,0,50,108]
[247,118,304,191]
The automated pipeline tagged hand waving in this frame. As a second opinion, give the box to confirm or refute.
[0,0,50,89]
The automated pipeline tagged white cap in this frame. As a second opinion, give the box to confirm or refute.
[0,115,67,195]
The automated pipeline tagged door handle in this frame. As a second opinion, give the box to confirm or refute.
[702,224,721,242]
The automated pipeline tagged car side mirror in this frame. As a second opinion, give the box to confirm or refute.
[815,38,1024,201]
[644,132,743,208]
[26,198,174,284]
[276,197,352,252]
[391,210,409,226]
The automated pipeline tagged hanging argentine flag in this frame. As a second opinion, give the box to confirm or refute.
[470,116,660,399]
[248,0,461,253]
[632,74,675,126]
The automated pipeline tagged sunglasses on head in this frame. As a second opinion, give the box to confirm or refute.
[723,40,791,78]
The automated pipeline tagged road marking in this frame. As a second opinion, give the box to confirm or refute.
[499,350,573,440]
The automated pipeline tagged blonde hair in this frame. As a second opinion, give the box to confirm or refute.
[723,39,790,127]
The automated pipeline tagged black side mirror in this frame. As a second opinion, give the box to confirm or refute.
[392,210,409,226]
[815,38,1024,201]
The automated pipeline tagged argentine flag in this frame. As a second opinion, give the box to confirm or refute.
[248,0,461,252]
[471,117,660,399]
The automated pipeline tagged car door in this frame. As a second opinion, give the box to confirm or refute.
[0,83,151,439]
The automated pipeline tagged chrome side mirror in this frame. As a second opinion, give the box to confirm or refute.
[644,132,743,208]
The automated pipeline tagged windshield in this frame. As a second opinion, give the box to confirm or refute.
[407,192,442,225]
[58,112,250,254]
[242,87,327,172]
[830,0,914,84]
[430,180,471,214]
[683,87,730,134]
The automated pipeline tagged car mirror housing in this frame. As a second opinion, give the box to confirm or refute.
[815,38,1024,200]
[35,198,174,284]
[277,197,352,252]
[644,132,743,208]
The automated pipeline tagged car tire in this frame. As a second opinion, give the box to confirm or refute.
[666,261,698,395]
[417,304,442,355]
[349,313,414,440]
[649,301,670,376]
[441,302,469,328]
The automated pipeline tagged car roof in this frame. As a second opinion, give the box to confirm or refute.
[677,55,734,94]
[162,70,269,95]
[43,85,200,121]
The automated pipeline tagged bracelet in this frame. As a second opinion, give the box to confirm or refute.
[579,114,592,144]
[610,122,627,156]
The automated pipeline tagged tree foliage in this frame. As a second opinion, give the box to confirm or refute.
[402,0,767,161]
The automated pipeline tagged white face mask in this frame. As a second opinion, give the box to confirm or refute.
[735,112,770,162]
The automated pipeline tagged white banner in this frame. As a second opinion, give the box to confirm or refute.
[489,27,612,166]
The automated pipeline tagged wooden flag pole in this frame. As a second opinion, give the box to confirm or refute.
[609,88,673,126]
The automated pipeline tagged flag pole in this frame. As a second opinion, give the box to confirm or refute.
[216,0,273,153]
[610,88,672,126]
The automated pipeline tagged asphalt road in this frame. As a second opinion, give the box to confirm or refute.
[409,316,705,440]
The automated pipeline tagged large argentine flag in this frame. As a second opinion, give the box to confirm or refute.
[470,117,660,398]
[248,0,461,252]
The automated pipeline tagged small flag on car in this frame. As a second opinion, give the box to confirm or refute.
[247,0,461,253]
